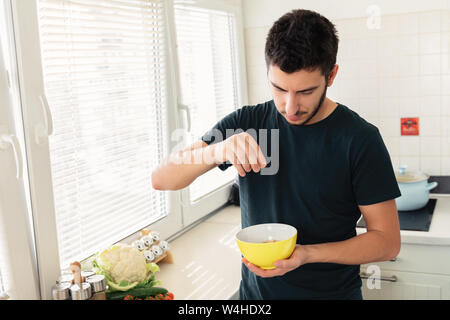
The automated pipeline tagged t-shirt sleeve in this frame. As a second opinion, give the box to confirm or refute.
[200,109,241,171]
[351,129,401,206]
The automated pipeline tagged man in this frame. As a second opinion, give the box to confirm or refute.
[152,9,401,300]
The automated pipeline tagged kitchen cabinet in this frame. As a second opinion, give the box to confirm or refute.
[360,243,450,300]
[357,196,450,300]
[360,268,450,300]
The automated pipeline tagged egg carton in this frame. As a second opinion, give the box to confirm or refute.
[131,229,173,265]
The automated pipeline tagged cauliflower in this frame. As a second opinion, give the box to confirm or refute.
[93,243,160,292]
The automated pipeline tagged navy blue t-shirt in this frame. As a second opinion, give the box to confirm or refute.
[201,100,401,299]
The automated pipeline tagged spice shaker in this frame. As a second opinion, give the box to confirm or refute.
[81,270,95,278]
[70,282,92,300]
[52,282,71,300]
[86,275,107,300]
[57,274,74,285]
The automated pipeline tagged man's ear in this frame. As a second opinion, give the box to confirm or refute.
[326,64,339,87]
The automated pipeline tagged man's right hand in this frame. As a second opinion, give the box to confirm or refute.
[213,132,267,177]
[152,133,267,190]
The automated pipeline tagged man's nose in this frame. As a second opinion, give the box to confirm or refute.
[285,92,298,116]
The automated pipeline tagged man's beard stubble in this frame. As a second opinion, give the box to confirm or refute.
[295,85,328,127]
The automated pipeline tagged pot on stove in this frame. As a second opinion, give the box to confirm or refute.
[395,165,438,211]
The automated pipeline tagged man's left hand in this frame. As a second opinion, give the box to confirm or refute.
[242,244,306,278]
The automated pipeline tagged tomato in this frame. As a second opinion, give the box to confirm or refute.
[168,292,174,300]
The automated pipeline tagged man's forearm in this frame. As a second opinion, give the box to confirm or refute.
[152,143,219,190]
[303,230,400,265]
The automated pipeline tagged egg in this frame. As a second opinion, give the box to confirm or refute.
[132,239,146,251]
[151,245,163,257]
[141,235,154,247]
[159,240,170,252]
[143,250,155,262]
[150,231,160,242]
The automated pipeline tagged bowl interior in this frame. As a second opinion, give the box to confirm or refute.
[236,223,297,243]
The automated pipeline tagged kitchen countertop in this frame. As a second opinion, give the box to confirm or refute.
[357,194,450,246]
[156,205,242,300]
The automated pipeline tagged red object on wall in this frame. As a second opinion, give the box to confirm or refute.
[401,117,419,136]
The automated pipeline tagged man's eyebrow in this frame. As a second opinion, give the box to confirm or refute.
[270,81,319,93]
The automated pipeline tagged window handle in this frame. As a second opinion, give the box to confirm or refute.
[0,134,23,179]
[35,94,53,144]
[178,103,191,132]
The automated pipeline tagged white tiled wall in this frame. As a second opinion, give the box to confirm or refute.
[243,10,450,175]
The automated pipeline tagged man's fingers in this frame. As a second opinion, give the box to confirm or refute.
[234,163,247,177]
[246,139,261,173]
[224,133,267,175]
[241,258,285,278]
[236,137,252,173]
[257,147,267,169]
[242,134,267,173]
[242,258,262,274]
[274,260,290,269]
[225,138,246,169]
[246,135,267,169]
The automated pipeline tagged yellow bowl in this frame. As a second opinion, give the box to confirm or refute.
[235,223,297,270]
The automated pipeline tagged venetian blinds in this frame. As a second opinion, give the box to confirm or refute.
[37,0,169,268]
[174,3,240,201]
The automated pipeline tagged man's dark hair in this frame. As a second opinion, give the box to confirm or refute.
[265,9,339,76]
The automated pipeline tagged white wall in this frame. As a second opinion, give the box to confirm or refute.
[243,0,450,27]
[242,1,450,175]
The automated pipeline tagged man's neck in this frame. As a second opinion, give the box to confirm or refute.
[305,98,338,125]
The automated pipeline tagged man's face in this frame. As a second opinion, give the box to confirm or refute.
[268,64,328,126]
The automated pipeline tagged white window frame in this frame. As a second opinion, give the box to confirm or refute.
[0,0,40,300]
[9,0,247,299]
[11,0,184,299]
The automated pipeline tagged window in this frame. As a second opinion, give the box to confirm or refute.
[36,0,170,268]
[174,1,241,203]
[8,0,246,299]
